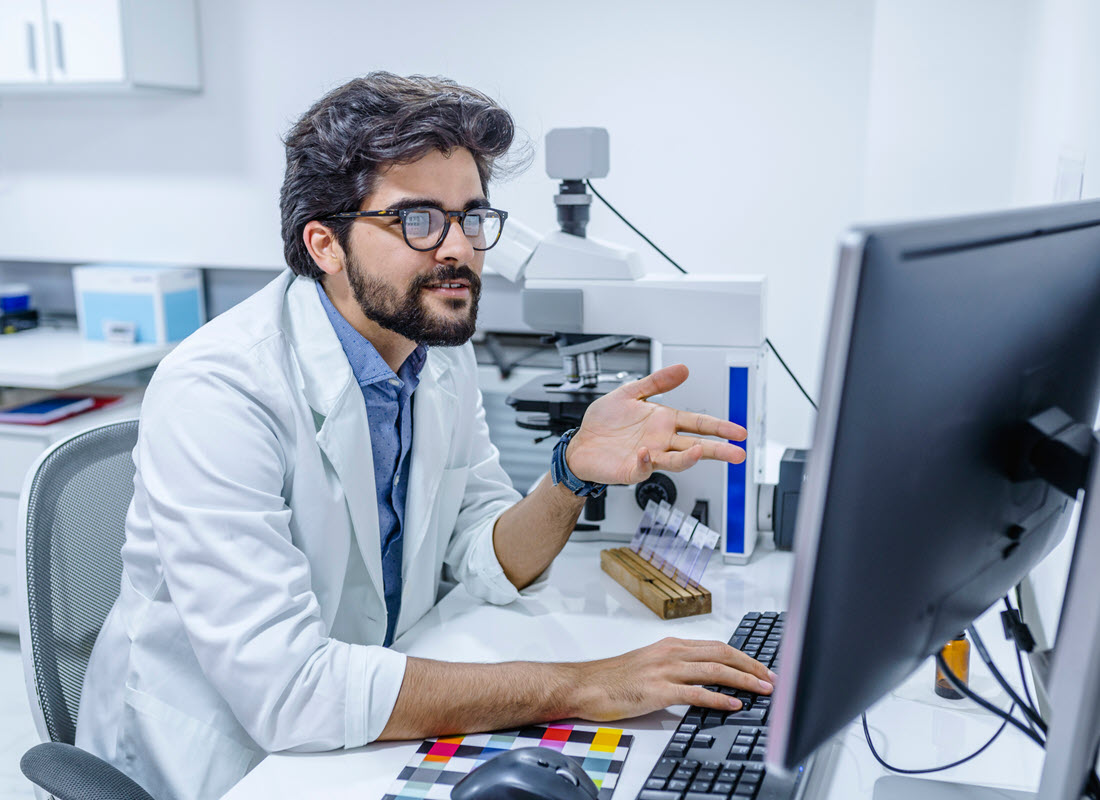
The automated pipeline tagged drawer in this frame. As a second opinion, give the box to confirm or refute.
[0,493,17,553]
[0,433,48,495]
[0,550,16,634]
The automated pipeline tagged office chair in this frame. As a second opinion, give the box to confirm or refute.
[16,419,155,800]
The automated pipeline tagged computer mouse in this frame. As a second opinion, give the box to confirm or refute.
[450,746,600,800]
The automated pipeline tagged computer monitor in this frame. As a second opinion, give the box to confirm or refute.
[766,199,1100,799]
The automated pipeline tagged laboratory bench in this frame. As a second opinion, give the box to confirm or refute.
[221,540,1044,800]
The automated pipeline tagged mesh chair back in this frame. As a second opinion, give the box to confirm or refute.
[22,420,139,746]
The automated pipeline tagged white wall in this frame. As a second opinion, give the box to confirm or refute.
[1,1,1096,450]
[0,0,878,449]
[860,0,1040,221]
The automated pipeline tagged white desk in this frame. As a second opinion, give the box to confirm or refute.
[222,540,1044,799]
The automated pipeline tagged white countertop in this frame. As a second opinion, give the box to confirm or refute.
[222,539,1044,799]
[0,328,173,390]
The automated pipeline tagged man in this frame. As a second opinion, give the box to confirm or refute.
[76,72,774,800]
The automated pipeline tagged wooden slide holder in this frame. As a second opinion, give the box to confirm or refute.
[600,547,711,619]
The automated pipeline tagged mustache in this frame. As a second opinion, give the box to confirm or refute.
[410,266,482,294]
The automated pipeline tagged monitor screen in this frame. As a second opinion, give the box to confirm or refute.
[767,200,1100,776]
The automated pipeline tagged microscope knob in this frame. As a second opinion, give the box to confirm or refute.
[635,473,677,509]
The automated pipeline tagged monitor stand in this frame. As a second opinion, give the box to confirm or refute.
[872,428,1100,800]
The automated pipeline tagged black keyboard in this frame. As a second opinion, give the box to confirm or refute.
[636,612,806,800]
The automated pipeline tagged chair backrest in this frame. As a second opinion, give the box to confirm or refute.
[18,419,139,746]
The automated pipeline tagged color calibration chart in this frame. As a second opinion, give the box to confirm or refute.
[382,723,635,799]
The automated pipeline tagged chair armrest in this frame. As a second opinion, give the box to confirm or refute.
[20,742,155,800]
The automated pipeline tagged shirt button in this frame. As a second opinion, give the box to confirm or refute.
[393,476,400,485]
[388,378,400,387]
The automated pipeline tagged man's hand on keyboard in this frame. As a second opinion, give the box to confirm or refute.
[565,637,776,722]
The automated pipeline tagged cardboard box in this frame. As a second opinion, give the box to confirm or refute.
[73,265,205,344]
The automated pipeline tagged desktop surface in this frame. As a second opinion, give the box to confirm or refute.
[220,540,1044,800]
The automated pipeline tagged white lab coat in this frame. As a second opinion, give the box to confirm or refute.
[75,270,529,800]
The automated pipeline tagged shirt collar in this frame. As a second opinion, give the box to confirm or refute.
[315,281,428,388]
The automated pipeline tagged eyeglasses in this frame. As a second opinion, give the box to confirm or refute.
[324,206,508,252]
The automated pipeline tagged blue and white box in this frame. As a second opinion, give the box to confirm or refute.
[73,264,205,344]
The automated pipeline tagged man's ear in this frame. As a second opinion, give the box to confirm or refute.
[303,220,345,276]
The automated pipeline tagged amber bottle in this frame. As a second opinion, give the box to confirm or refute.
[934,631,971,699]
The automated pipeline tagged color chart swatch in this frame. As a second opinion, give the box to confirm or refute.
[382,723,634,800]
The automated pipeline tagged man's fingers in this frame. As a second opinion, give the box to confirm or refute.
[649,445,703,473]
[674,409,748,442]
[668,435,747,465]
[680,684,743,712]
[625,364,690,401]
[677,662,774,696]
[676,640,776,684]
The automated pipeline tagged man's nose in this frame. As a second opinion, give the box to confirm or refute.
[435,216,476,263]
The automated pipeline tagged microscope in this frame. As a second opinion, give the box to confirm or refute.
[491,128,768,563]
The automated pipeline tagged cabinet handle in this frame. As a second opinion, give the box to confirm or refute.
[26,22,37,73]
[53,20,65,73]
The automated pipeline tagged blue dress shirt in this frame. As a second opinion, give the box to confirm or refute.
[316,282,427,646]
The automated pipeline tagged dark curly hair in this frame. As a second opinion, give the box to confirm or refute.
[280,72,525,279]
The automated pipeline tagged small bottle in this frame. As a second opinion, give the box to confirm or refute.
[935,631,970,699]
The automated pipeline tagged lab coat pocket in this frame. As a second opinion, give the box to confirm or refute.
[116,686,262,800]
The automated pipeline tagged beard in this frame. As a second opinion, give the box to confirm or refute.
[344,250,481,347]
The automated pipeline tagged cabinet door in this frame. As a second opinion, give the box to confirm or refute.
[43,0,124,84]
[0,0,49,84]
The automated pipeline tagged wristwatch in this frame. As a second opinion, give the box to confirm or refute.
[550,427,608,498]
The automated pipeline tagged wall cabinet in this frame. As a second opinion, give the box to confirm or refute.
[0,0,200,92]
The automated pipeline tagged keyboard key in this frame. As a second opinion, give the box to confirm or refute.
[733,786,758,797]
[645,778,668,790]
[668,778,690,792]
[685,793,731,800]
[639,791,682,800]
[695,734,715,747]
[674,767,697,780]
[728,745,751,760]
[652,758,679,779]
[666,742,688,758]
[742,763,765,774]
[734,733,756,746]
[697,769,718,781]
[713,781,735,795]
[679,723,700,735]
[725,707,767,725]
[690,778,714,792]
[673,732,693,744]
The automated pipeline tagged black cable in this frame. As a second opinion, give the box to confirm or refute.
[862,709,1010,775]
[935,652,1046,748]
[584,180,820,413]
[765,338,818,411]
[584,180,688,274]
[966,625,1047,735]
[1003,596,1042,736]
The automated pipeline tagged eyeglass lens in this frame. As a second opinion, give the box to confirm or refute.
[403,208,503,251]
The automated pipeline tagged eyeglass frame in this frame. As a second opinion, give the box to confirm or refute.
[322,206,509,252]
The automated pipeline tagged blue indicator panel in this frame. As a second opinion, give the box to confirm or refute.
[726,366,748,554]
